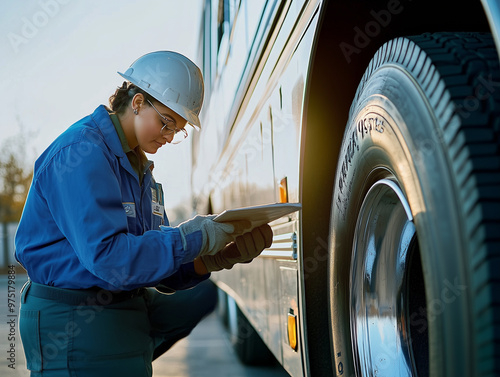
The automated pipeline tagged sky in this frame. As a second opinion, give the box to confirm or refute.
[0,0,204,223]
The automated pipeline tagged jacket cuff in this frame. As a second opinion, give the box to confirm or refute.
[156,262,211,292]
[181,229,203,263]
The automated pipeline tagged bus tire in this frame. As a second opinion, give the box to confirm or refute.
[227,297,275,366]
[216,288,229,329]
[328,32,500,377]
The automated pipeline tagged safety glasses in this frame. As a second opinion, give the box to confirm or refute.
[147,99,188,144]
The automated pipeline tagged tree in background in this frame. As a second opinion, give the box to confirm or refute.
[0,128,34,267]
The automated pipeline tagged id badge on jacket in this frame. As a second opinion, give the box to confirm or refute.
[151,182,165,229]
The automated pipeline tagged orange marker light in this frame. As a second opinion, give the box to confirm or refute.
[279,177,288,203]
[288,309,298,351]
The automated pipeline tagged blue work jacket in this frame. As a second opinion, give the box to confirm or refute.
[15,105,207,291]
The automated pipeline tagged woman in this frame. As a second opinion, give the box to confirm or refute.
[15,51,272,376]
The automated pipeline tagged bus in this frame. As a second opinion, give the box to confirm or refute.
[191,0,500,376]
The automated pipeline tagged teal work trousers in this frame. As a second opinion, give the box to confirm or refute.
[19,280,217,377]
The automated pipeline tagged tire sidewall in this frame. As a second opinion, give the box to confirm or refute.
[329,64,472,376]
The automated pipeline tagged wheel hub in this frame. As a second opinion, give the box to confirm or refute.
[350,178,420,376]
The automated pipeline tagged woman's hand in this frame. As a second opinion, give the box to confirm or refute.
[199,224,273,272]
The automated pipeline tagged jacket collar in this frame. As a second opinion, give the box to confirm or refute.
[91,105,125,158]
[91,105,155,185]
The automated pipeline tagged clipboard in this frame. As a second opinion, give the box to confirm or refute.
[213,203,301,228]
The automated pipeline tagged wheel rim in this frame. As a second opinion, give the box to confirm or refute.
[350,178,424,376]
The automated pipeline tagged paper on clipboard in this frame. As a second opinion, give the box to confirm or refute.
[213,203,301,228]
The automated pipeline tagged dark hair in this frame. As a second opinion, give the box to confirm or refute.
[108,81,153,115]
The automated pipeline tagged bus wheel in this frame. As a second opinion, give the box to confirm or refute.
[226,296,275,365]
[328,32,500,377]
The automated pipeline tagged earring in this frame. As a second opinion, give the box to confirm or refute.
[133,108,138,115]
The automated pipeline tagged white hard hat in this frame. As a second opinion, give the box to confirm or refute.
[118,51,204,129]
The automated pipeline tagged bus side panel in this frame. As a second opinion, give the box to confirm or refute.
[206,2,323,376]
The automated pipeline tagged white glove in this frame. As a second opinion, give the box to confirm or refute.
[177,215,250,256]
